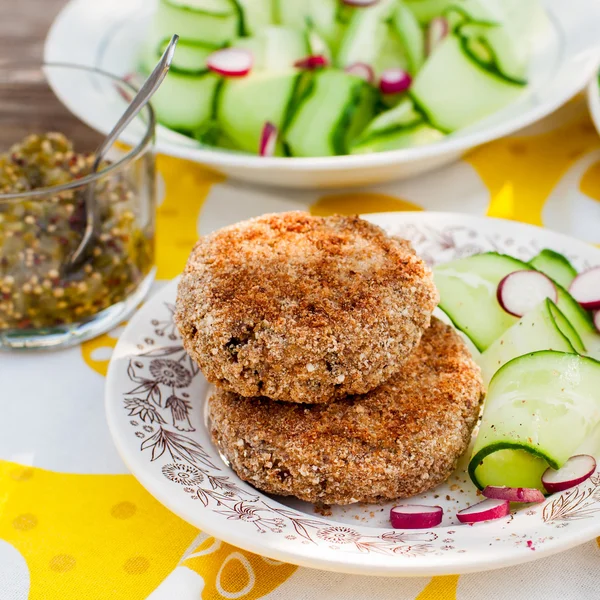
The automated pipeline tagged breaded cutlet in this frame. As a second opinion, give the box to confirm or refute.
[208,318,485,505]
[176,211,438,404]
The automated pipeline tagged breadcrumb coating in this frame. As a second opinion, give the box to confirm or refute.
[175,211,438,403]
[208,318,485,505]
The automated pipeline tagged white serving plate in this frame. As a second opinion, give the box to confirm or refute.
[105,212,600,577]
[45,0,600,189]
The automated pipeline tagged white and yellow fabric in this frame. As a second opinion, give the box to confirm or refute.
[1,98,600,600]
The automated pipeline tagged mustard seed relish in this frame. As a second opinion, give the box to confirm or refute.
[0,133,153,330]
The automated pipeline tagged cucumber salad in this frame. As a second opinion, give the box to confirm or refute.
[140,0,543,157]
[432,249,600,516]
[390,250,600,530]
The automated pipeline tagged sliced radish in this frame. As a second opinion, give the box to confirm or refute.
[294,54,328,70]
[379,69,412,94]
[482,486,545,503]
[568,267,600,310]
[344,62,375,84]
[342,0,379,6]
[594,311,600,333]
[259,122,278,157]
[426,16,449,56]
[456,498,510,524]
[497,270,558,317]
[390,505,443,529]
[207,48,253,77]
[542,454,596,494]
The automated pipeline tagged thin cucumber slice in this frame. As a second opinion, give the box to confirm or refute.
[530,249,578,290]
[458,23,526,85]
[155,0,239,46]
[218,70,301,153]
[235,0,273,35]
[411,34,523,132]
[434,252,528,351]
[351,124,443,153]
[151,72,220,133]
[276,0,342,53]
[434,252,596,352]
[233,26,309,71]
[354,98,423,139]
[351,123,443,154]
[404,0,455,24]
[478,299,577,386]
[373,26,410,76]
[393,2,426,74]
[285,70,376,157]
[337,0,396,69]
[446,0,542,82]
[263,26,309,71]
[469,351,600,490]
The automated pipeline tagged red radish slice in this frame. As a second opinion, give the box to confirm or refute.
[568,267,600,310]
[390,505,443,529]
[457,498,510,524]
[379,69,412,94]
[207,48,253,77]
[542,454,596,494]
[259,122,278,157]
[482,486,545,503]
[294,54,328,70]
[497,270,558,317]
[594,311,600,333]
[426,16,449,56]
[342,0,379,6]
[345,62,375,84]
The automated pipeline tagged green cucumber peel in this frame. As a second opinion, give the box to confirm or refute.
[469,350,600,491]
[529,248,578,289]
[478,298,580,386]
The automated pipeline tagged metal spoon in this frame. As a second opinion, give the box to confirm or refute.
[65,34,179,271]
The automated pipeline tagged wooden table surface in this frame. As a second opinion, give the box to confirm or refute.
[0,0,102,151]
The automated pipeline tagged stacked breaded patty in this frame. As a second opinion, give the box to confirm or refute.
[175,211,484,505]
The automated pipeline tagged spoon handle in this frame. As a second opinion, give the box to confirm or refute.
[65,34,178,271]
[91,34,179,173]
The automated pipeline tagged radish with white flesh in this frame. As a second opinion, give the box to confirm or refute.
[380,68,412,94]
[207,48,253,77]
[259,122,278,157]
[294,55,328,70]
[345,62,375,83]
[482,486,545,503]
[390,505,443,529]
[595,311,600,334]
[542,455,597,493]
[426,16,449,56]
[342,0,379,6]
[456,498,510,524]
[569,267,600,311]
[497,270,558,317]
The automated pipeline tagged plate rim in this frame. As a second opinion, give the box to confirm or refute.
[105,212,600,577]
[45,0,600,173]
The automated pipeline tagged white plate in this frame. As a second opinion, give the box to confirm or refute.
[105,212,600,577]
[587,71,600,137]
[45,0,600,189]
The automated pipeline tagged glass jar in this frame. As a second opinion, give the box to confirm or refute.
[0,64,156,350]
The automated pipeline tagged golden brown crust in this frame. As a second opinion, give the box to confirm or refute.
[208,318,485,505]
[175,212,438,403]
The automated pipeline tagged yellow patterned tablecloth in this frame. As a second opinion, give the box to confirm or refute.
[1,98,599,600]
